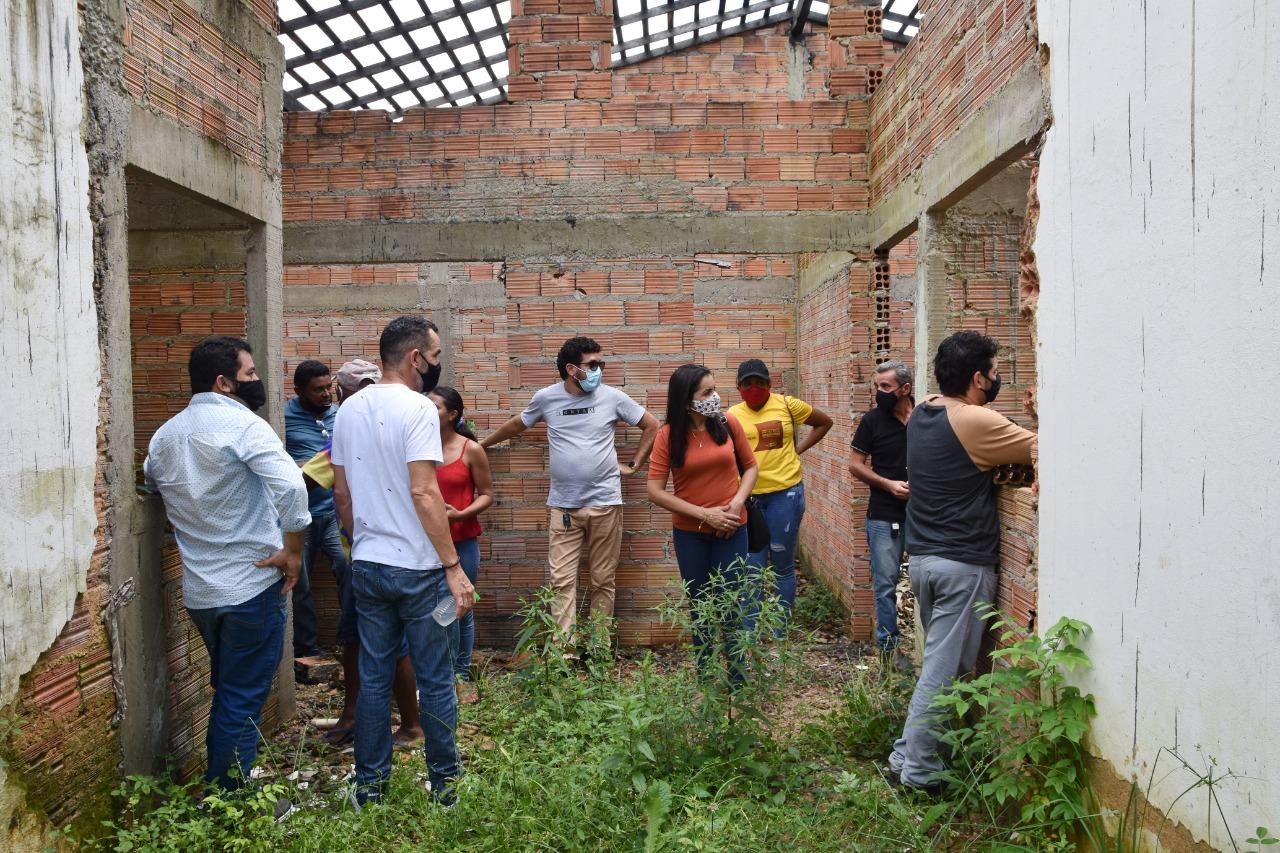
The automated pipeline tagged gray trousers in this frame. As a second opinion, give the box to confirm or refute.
[888,555,997,787]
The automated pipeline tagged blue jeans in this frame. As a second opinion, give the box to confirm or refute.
[186,579,286,789]
[671,527,749,678]
[453,538,480,680]
[352,561,460,804]
[746,481,806,636]
[293,513,351,655]
[867,519,907,649]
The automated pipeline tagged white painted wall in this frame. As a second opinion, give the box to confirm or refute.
[0,0,99,707]
[1036,1,1280,845]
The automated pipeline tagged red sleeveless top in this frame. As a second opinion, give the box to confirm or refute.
[438,440,483,542]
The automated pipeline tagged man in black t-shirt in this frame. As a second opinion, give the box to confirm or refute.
[849,360,914,657]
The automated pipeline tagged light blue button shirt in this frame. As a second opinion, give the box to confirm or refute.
[144,393,312,610]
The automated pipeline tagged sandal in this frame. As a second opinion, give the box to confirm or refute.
[322,726,355,748]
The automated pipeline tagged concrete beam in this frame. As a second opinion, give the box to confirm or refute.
[795,251,857,299]
[693,277,796,304]
[867,58,1048,250]
[127,229,249,269]
[285,283,423,310]
[283,212,870,264]
[127,106,273,224]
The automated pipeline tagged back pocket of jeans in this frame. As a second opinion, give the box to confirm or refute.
[225,615,267,652]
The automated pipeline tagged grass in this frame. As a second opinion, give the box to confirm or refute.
[83,578,1102,852]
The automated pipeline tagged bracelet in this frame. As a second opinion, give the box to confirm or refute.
[442,558,461,570]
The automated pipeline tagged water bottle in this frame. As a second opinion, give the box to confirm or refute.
[432,596,456,627]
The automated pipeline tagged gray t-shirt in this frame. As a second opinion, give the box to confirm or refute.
[520,382,646,508]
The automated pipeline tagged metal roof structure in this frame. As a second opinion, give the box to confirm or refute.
[279,0,920,113]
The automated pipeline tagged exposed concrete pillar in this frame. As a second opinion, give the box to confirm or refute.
[244,220,294,718]
[914,211,949,396]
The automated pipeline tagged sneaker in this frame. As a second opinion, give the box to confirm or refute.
[273,796,294,823]
[883,768,943,797]
[345,783,381,812]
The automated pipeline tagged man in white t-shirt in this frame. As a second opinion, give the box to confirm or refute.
[332,316,475,808]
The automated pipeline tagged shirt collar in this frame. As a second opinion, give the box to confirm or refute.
[191,391,248,411]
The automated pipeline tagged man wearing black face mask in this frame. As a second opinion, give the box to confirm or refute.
[884,331,1036,796]
[849,360,914,662]
[143,336,310,790]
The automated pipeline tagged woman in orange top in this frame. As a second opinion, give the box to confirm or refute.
[647,364,758,672]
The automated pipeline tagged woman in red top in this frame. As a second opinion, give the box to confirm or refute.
[428,387,493,692]
[647,365,758,675]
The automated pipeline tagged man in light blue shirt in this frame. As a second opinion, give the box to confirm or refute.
[284,359,340,663]
[144,335,310,789]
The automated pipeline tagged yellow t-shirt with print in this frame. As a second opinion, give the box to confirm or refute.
[727,393,814,495]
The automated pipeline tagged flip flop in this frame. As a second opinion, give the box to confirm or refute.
[322,726,355,748]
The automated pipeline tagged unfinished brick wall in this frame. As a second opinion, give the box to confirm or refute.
[284,256,796,647]
[282,19,872,222]
[128,265,282,776]
[868,0,1038,202]
[795,237,915,640]
[6,431,116,828]
[278,17,892,646]
[122,0,275,167]
[611,24,830,102]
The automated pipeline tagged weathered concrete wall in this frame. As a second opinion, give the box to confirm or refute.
[0,0,102,845]
[0,0,99,714]
[1036,0,1280,844]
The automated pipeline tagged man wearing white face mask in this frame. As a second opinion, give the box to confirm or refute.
[483,335,659,637]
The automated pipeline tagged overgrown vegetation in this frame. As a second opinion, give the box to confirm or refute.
[81,580,1269,852]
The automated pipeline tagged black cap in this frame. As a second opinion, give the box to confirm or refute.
[736,358,770,384]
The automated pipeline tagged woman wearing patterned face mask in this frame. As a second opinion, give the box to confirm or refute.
[647,365,758,676]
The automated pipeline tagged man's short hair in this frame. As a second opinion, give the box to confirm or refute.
[189,336,251,394]
[379,316,439,366]
[556,336,602,379]
[933,331,1000,396]
[293,359,331,389]
[874,359,913,388]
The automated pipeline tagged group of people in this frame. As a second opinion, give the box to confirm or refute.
[143,308,1033,806]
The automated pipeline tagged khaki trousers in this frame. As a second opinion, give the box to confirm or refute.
[547,505,623,634]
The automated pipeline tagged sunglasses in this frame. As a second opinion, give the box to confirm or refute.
[575,360,606,371]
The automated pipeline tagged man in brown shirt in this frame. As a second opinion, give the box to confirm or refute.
[886,331,1037,794]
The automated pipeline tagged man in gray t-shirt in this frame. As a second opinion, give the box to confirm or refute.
[483,336,659,636]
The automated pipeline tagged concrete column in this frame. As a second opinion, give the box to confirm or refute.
[244,220,294,719]
[913,211,950,396]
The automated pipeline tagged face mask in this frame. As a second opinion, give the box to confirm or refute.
[739,385,770,409]
[983,373,1002,404]
[233,378,267,412]
[418,359,442,394]
[576,365,602,393]
[875,389,899,412]
[689,391,722,418]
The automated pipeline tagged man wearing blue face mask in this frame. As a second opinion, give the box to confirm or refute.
[482,335,660,638]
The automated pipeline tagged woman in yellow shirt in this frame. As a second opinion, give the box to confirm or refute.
[726,359,833,635]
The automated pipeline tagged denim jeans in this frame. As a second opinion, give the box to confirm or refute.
[745,481,806,636]
[866,519,906,649]
[293,513,350,655]
[352,561,461,804]
[671,527,749,678]
[186,579,286,789]
[453,537,480,680]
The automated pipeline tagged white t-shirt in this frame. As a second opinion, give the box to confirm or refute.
[332,383,443,571]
